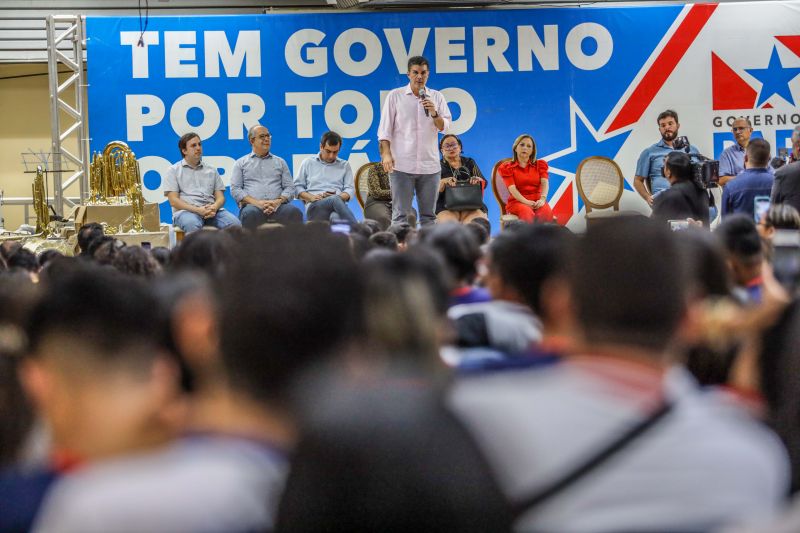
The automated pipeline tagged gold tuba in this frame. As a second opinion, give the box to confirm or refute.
[88,141,141,205]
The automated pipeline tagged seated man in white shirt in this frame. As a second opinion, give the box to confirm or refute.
[294,131,358,225]
[163,132,240,233]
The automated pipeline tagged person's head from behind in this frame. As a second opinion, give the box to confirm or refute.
[7,248,38,275]
[171,229,237,280]
[569,216,687,354]
[467,217,491,245]
[0,241,21,263]
[0,272,39,468]
[37,249,63,270]
[716,214,763,286]
[417,222,480,287]
[663,151,693,185]
[745,138,771,169]
[22,265,179,460]
[360,247,449,367]
[150,246,172,269]
[488,223,576,319]
[387,222,415,249]
[218,225,363,410]
[77,222,104,256]
[759,204,800,241]
[369,231,398,251]
[111,245,162,278]
[89,236,125,265]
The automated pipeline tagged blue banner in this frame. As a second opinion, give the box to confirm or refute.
[86,6,689,226]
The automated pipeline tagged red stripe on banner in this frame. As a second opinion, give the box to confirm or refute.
[552,182,574,226]
[607,3,718,133]
[776,35,800,58]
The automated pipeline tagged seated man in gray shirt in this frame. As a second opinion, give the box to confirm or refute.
[163,132,241,233]
[294,131,358,225]
[230,125,303,229]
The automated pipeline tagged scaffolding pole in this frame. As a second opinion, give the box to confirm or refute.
[46,14,88,216]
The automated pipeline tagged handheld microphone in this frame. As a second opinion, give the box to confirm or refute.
[419,87,429,117]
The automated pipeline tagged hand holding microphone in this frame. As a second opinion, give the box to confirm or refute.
[419,87,429,117]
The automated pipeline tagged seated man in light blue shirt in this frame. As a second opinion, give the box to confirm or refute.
[163,132,241,233]
[230,125,303,230]
[294,131,358,225]
[634,109,698,206]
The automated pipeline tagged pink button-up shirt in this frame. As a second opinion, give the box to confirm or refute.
[377,84,452,175]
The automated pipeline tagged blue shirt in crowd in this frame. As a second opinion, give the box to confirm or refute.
[636,140,699,196]
[721,167,774,219]
[719,142,773,179]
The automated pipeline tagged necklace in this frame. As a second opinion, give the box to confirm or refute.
[445,157,469,181]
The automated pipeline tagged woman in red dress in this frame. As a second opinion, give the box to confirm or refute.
[498,134,554,223]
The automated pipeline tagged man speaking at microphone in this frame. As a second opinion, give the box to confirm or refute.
[378,56,452,227]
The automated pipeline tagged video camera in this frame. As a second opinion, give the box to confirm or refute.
[672,136,719,189]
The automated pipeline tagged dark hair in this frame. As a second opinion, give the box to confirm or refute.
[490,223,575,314]
[77,222,104,255]
[7,249,38,273]
[349,233,375,261]
[747,137,771,168]
[150,246,172,269]
[218,226,363,406]
[467,218,491,244]
[359,219,382,237]
[765,204,800,230]
[664,151,693,182]
[676,229,732,298]
[407,55,429,71]
[0,273,38,468]
[112,246,161,278]
[759,300,800,491]
[0,241,21,263]
[369,231,399,251]
[417,223,480,285]
[657,109,679,124]
[361,247,449,362]
[320,131,342,148]
[26,265,165,366]
[90,237,126,266]
[439,134,462,151]
[387,223,413,245]
[171,230,237,280]
[569,216,686,352]
[178,132,201,156]
[716,214,762,262]
[37,250,63,269]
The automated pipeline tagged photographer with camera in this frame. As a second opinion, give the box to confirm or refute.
[651,151,710,226]
[721,138,774,220]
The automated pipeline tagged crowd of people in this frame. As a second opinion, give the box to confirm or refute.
[4,52,800,532]
[0,206,798,531]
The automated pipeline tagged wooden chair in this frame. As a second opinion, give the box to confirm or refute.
[354,162,377,212]
[491,158,519,228]
[575,156,625,225]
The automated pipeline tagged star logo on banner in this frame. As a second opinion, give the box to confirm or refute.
[543,99,632,214]
[745,45,800,107]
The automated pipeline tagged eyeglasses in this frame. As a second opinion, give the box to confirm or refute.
[442,143,459,150]
[732,127,749,132]
[256,133,272,140]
